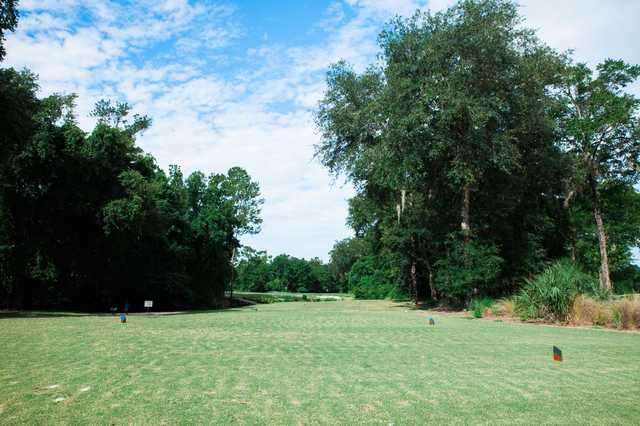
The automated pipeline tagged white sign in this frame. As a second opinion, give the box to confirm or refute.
[144,300,153,308]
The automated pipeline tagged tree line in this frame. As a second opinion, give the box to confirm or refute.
[318,0,640,304]
[0,4,263,310]
[232,247,338,294]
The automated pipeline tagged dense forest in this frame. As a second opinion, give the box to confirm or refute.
[0,4,263,310]
[317,0,640,304]
[0,77,263,310]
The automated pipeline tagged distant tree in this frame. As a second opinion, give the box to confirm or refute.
[308,257,333,292]
[235,251,337,294]
[329,237,371,291]
[234,247,271,292]
[557,60,640,290]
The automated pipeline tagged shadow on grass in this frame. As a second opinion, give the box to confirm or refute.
[0,311,97,319]
[390,301,439,311]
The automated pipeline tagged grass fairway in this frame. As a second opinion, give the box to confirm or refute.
[1,301,639,425]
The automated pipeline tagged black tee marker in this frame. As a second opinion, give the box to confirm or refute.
[553,346,562,362]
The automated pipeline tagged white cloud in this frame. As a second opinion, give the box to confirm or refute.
[519,0,640,69]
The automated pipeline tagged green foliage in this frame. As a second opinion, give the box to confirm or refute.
[469,298,495,319]
[568,184,640,282]
[434,239,503,304]
[0,69,262,310]
[558,58,640,290]
[316,0,640,304]
[315,0,581,303]
[612,264,640,294]
[514,259,597,321]
[328,237,371,291]
[348,256,404,300]
[233,249,338,294]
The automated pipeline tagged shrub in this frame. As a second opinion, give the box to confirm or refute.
[469,298,494,318]
[514,259,597,322]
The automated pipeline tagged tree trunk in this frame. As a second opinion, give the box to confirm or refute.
[426,259,437,300]
[590,176,612,291]
[229,247,236,303]
[410,259,418,304]
[409,235,418,304]
[461,183,471,242]
[563,189,577,262]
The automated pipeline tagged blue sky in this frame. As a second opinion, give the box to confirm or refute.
[6,0,640,261]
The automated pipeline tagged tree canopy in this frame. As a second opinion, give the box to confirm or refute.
[317,0,640,303]
[0,70,263,310]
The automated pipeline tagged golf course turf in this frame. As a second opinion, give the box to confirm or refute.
[1,300,639,424]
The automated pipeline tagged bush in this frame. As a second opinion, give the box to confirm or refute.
[514,259,597,322]
[469,298,494,318]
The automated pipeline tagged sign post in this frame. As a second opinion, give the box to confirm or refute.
[144,300,153,313]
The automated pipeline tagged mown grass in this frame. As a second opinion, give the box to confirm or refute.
[1,300,639,424]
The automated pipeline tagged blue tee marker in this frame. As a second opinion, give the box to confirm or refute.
[120,313,127,323]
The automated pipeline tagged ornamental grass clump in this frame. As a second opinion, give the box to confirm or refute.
[515,259,597,322]
[617,299,635,329]
[572,295,599,325]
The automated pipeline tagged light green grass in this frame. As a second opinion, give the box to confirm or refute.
[1,300,639,424]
